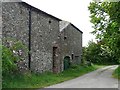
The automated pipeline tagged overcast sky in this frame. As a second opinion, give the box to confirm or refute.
[23,0,95,46]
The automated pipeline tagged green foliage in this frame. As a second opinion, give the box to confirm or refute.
[88,1,120,64]
[3,65,100,88]
[2,38,28,74]
[82,41,116,65]
[113,66,120,79]
[2,46,18,74]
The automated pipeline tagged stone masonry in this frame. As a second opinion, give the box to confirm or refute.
[2,2,83,73]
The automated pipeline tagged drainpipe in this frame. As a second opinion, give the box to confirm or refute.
[28,7,31,70]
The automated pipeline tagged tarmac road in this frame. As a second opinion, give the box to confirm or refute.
[46,65,118,88]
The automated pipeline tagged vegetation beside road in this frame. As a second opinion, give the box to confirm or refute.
[88,1,120,65]
[88,1,120,78]
[113,66,120,79]
[1,39,103,89]
[3,64,102,88]
[1,38,105,89]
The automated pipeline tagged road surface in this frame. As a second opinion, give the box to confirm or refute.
[46,65,118,88]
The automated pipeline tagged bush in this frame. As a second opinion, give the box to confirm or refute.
[70,65,79,69]
[2,38,28,74]
[2,46,18,74]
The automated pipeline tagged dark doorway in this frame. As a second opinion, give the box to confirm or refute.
[53,47,58,73]
[64,56,70,70]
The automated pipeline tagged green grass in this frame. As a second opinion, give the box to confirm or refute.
[3,65,103,89]
[113,66,120,79]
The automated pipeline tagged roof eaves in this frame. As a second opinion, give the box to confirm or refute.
[70,23,83,33]
[21,2,62,21]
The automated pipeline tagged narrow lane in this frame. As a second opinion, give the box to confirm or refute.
[46,65,118,88]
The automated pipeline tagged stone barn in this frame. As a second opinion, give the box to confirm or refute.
[2,1,83,73]
[59,21,82,71]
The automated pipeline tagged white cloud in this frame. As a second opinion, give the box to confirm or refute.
[23,0,95,46]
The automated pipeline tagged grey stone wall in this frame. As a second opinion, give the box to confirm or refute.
[2,2,82,73]
[2,2,29,71]
[2,2,29,46]
[30,9,60,73]
[60,24,82,71]
[2,2,61,73]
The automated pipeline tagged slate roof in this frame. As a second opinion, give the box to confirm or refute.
[59,21,70,32]
[70,23,83,33]
[59,21,83,33]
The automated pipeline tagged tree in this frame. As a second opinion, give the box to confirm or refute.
[82,41,114,65]
[88,1,120,64]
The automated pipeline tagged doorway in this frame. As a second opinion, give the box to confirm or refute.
[64,56,70,70]
[53,47,58,73]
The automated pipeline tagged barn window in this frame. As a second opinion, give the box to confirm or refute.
[72,53,74,60]
[49,20,51,24]
[64,36,67,40]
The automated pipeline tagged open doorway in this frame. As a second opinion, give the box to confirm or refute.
[53,47,58,73]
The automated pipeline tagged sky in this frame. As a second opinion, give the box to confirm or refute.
[23,0,96,46]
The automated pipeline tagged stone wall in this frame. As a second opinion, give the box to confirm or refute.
[30,8,60,73]
[60,24,82,71]
[2,2,61,73]
[2,2,82,73]
[2,2,29,71]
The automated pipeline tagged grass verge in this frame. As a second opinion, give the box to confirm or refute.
[113,65,120,79]
[3,64,103,89]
